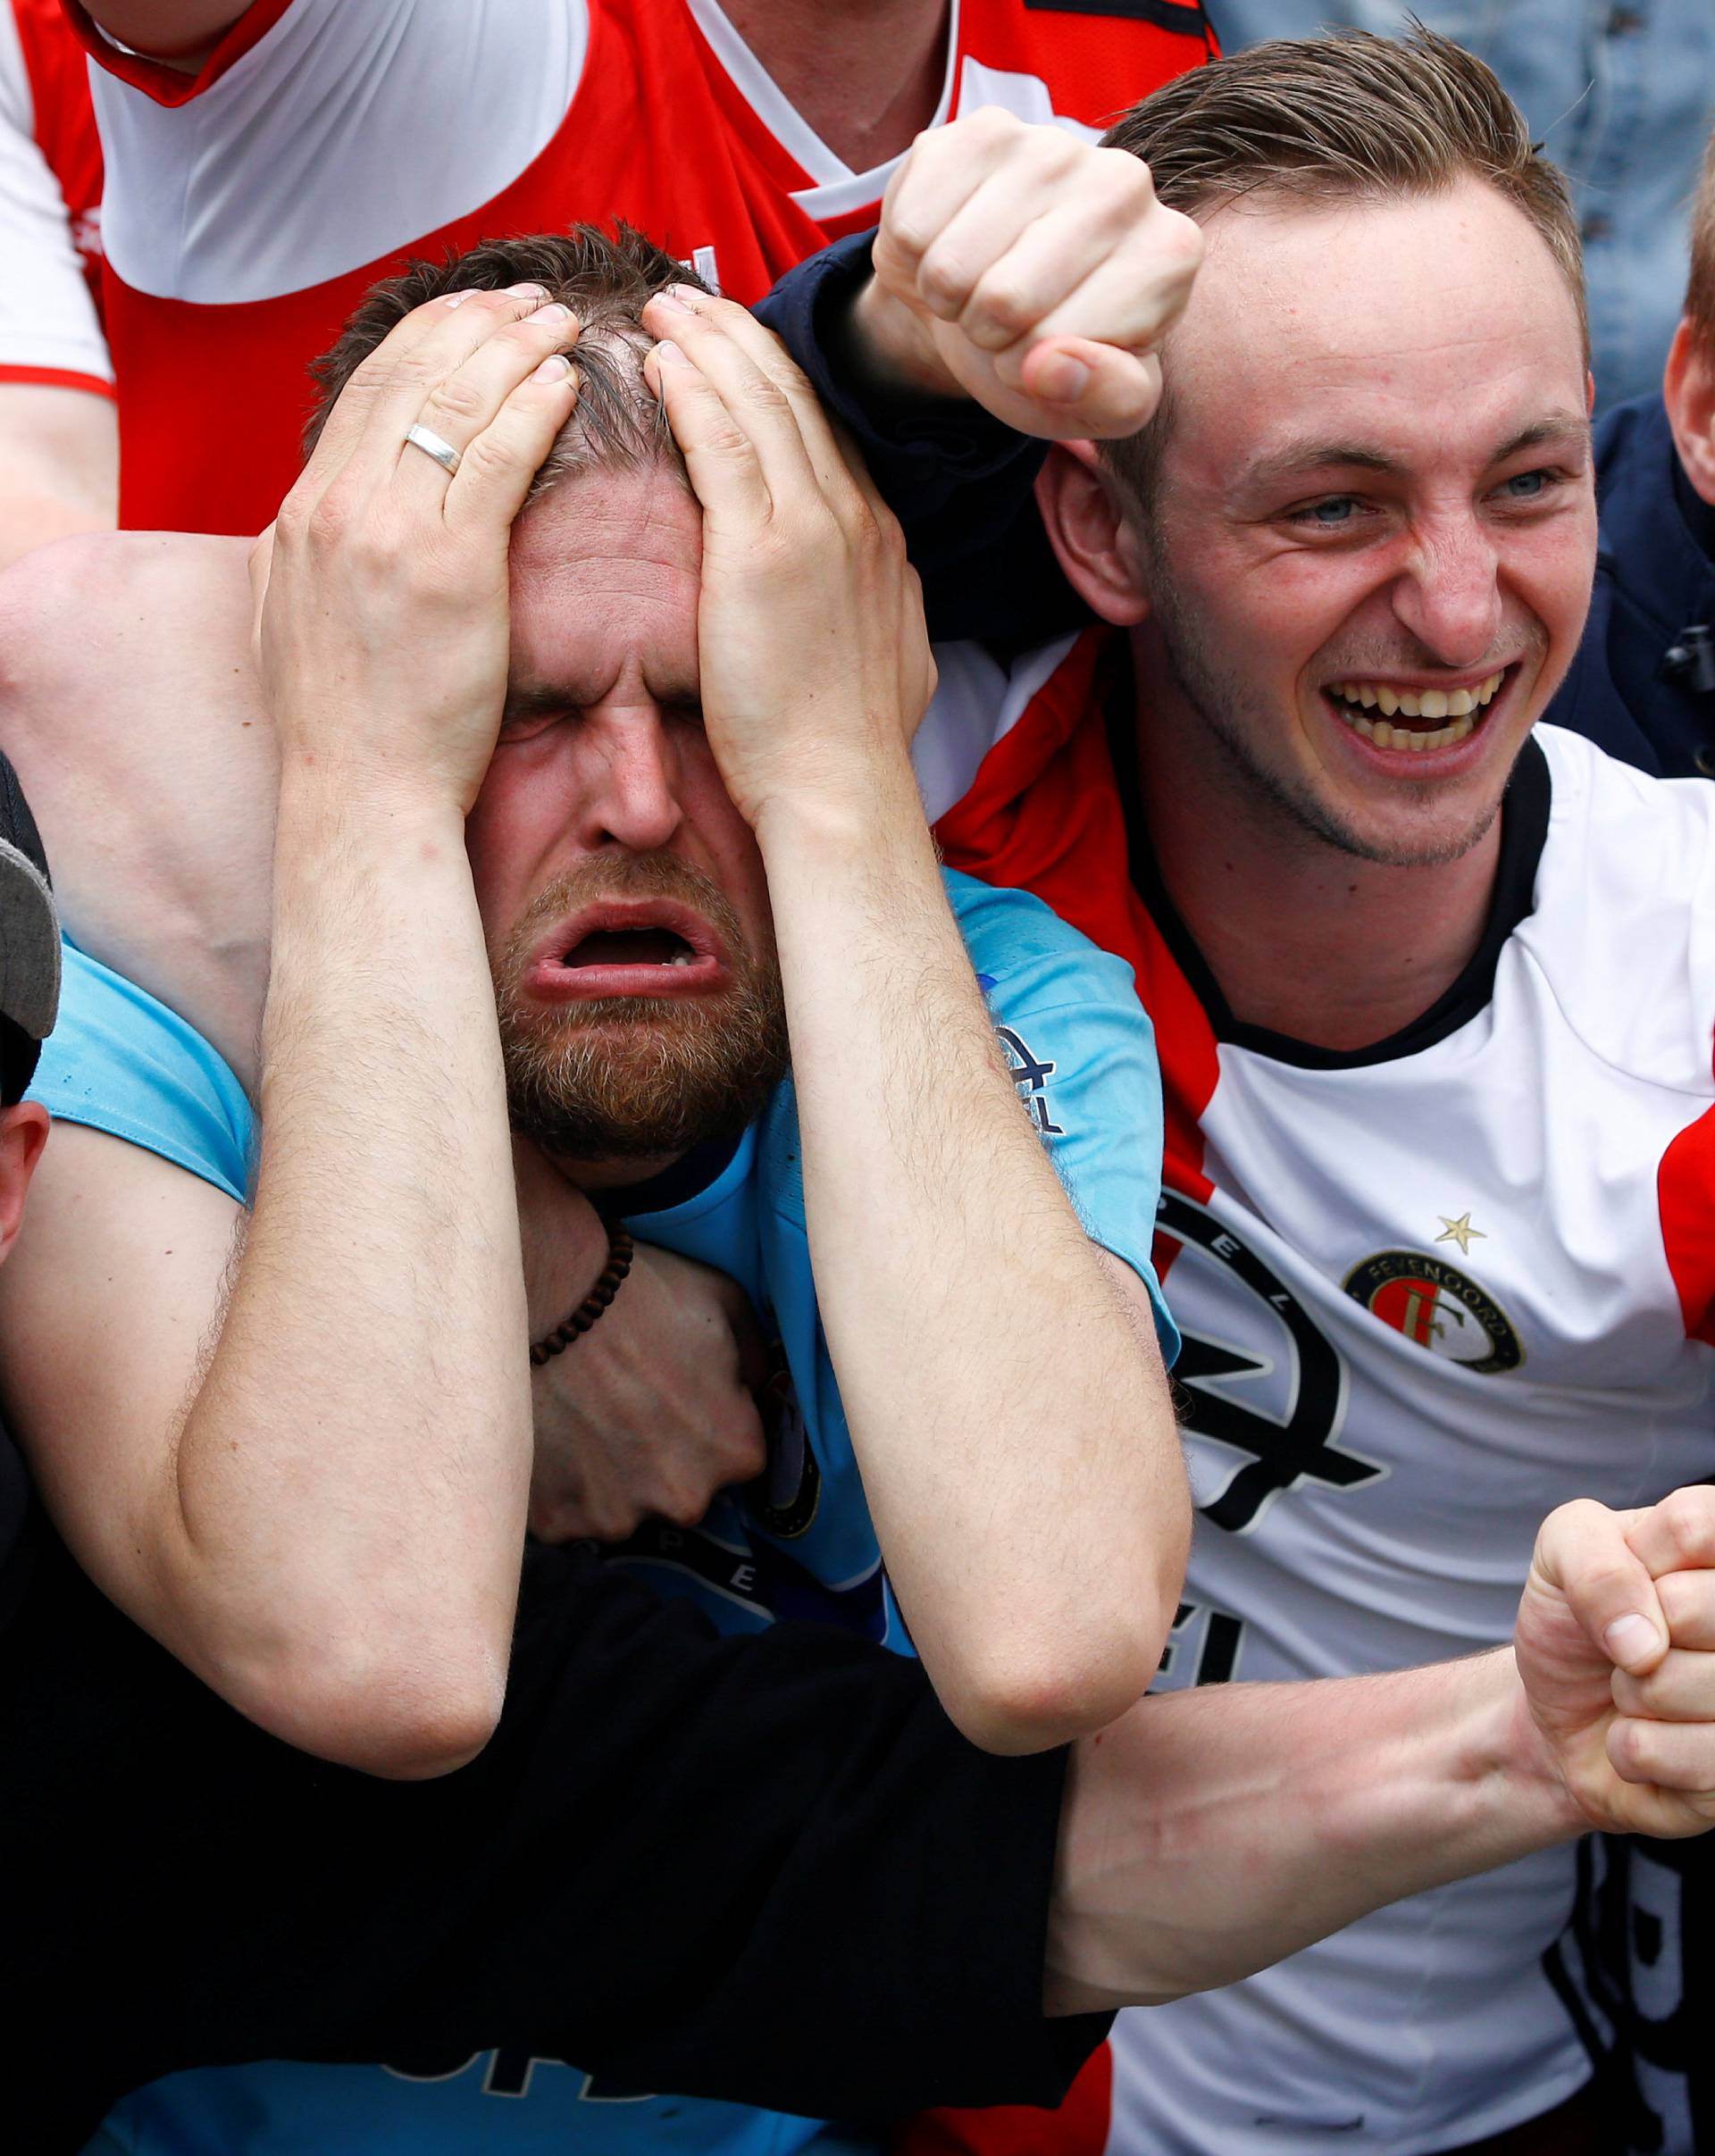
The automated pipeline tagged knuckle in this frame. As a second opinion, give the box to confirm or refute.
[1656,1486,1715,1564]
[303,483,360,553]
[965,272,1034,341]
[1609,1716,1654,1781]
[419,373,488,429]
[966,105,1017,147]
[1159,207,1207,275]
[657,1481,713,1530]
[916,246,975,314]
[456,430,525,485]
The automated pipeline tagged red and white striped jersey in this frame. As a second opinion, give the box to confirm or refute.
[0,0,105,395]
[62,0,1212,534]
[907,631,1715,2154]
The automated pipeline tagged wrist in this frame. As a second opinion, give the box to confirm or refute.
[751,755,931,866]
[275,753,470,852]
[1485,1650,1590,1844]
[846,278,960,401]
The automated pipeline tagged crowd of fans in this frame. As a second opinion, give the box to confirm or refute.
[3,4,1715,2154]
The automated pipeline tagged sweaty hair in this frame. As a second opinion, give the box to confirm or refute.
[1686,130,1715,360]
[303,226,711,497]
[1100,25,1586,506]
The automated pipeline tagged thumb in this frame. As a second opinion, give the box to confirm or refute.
[1016,339,1163,440]
[1538,1497,1668,1676]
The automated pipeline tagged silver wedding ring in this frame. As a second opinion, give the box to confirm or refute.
[403,422,462,477]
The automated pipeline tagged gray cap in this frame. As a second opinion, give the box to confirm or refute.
[0,752,59,1045]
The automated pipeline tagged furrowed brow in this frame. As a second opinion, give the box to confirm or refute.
[501,682,575,723]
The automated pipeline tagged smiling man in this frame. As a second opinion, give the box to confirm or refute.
[742,27,1715,2155]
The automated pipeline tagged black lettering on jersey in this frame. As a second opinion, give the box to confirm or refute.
[1025,0,1214,44]
[996,1023,1066,1138]
[1546,1833,1711,2152]
[1159,1599,1247,1685]
[1159,1189,1385,1533]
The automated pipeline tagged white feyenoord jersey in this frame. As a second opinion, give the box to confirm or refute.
[916,642,1715,2154]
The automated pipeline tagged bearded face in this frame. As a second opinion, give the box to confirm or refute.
[490,852,789,1164]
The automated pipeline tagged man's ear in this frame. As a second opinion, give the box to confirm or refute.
[0,1102,49,1269]
[1033,444,1153,627]
[1663,318,1715,508]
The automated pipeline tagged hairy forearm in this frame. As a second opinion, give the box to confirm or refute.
[1046,1649,1583,2013]
[758,771,1185,1752]
[163,765,532,1772]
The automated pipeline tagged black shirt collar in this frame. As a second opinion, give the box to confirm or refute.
[1105,679,1552,1071]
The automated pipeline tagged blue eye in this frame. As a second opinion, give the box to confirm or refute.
[1501,469,1552,499]
[1305,496,1358,524]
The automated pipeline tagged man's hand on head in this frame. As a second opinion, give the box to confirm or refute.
[639,290,936,838]
[853,108,1202,441]
[257,283,581,817]
[1513,1485,1715,1837]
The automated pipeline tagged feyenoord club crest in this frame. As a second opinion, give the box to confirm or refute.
[1342,1250,1525,1375]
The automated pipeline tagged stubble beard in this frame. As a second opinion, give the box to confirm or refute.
[1144,547,1511,873]
[491,857,791,1165]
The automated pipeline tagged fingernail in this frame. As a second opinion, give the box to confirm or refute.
[444,290,476,308]
[531,354,573,382]
[1604,1614,1659,1664]
[527,302,573,324]
[506,281,548,299]
[654,338,688,366]
[1040,354,1091,404]
[649,289,690,316]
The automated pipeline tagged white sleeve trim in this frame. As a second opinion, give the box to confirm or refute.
[95,0,589,304]
[0,5,111,380]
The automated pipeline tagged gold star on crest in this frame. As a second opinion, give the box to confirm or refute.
[1435,1212,1486,1257]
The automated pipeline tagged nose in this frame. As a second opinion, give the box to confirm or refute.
[574,703,685,855]
[1389,514,1503,673]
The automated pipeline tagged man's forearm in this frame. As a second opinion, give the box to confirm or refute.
[163,767,532,1773]
[1046,1648,1581,2013]
[758,769,1185,1754]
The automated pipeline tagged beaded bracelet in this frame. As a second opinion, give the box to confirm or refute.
[529,1226,635,1366]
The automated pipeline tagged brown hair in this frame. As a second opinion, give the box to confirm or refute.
[304,225,709,497]
[1686,128,1715,357]
[1100,25,1585,503]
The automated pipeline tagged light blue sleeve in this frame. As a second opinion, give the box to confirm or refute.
[944,870,1180,1365]
[27,940,254,1205]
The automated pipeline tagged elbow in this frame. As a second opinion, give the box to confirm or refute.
[226,1628,509,1781]
[939,1629,1167,1757]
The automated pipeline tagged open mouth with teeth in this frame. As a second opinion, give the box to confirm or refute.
[1325,669,1507,752]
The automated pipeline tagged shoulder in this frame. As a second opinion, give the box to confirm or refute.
[943,867,1142,1008]
[29,940,253,1202]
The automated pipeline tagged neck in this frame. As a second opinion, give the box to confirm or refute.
[556,1150,682,1191]
[1132,648,1504,1053]
[718,0,950,171]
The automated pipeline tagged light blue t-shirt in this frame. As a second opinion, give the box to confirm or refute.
[42,870,1174,2156]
